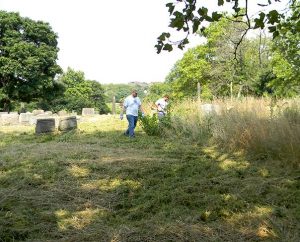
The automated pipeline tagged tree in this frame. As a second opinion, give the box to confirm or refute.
[164,16,278,99]
[0,11,62,111]
[103,83,149,103]
[203,17,273,97]
[53,68,109,114]
[268,2,300,96]
[156,0,297,54]
[165,45,211,99]
[143,82,172,102]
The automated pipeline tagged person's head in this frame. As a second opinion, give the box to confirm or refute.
[131,90,138,97]
[163,95,169,102]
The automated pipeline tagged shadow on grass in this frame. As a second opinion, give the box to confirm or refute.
[0,128,299,241]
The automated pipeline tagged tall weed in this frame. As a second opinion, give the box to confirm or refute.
[157,98,300,164]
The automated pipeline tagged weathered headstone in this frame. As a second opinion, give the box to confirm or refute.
[0,112,8,117]
[35,118,55,134]
[32,109,44,116]
[58,110,68,116]
[0,113,19,125]
[200,104,221,115]
[82,108,95,116]
[19,112,34,124]
[58,116,77,131]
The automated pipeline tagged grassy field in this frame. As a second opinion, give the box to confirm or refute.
[0,114,299,242]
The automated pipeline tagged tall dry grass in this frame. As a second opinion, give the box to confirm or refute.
[165,97,300,164]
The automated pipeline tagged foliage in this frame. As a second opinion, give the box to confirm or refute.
[143,82,172,102]
[139,113,161,136]
[268,2,300,96]
[165,45,211,99]
[156,0,296,53]
[0,11,62,110]
[139,112,172,136]
[103,82,149,103]
[165,17,277,99]
[44,68,109,113]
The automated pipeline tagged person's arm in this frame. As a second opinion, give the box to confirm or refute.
[139,99,145,116]
[155,99,163,111]
[120,100,127,120]
[120,105,126,116]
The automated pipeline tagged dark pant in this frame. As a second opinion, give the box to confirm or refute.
[125,115,138,137]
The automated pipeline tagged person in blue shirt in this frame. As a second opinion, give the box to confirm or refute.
[120,90,145,138]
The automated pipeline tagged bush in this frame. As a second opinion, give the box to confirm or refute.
[139,113,171,136]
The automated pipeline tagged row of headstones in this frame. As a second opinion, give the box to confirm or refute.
[0,108,97,126]
[36,116,77,134]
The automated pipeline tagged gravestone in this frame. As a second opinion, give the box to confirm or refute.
[19,112,33,124]
[82,108,95,116]
[200,104,221,115]
[32,109,44,116]
[30,114,52,125]
[0,112,8,117]
[58,116,77,131]
[0,113,19,125]
[58,110,68,116]
[35,118,55,134]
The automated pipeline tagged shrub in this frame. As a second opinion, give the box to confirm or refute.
[139,113,171,136]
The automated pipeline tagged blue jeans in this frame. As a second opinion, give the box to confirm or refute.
[125,115,138,137]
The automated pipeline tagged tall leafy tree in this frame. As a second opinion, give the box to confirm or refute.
[204,17,273,97]
[54,68,109,114]
[268,2,300,96]
[164,16,276,99]
[165,45,211,99]
[0,11,62,110]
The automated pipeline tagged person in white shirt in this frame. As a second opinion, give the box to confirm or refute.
[155,95,169,119]
[120,90,144,138]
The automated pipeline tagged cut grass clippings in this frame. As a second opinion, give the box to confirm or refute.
[0,115,299,241]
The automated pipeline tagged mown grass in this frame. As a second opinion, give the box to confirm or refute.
[0,115,299,241]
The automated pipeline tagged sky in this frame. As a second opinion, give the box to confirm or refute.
[0,0,289,84]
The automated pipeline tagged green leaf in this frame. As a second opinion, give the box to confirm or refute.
[169,11,185,30]
[268,26,277,32]
[218,0,224,6]
[163,43,173,52]
[198,7,208,17]
[182,38,189,45]
[204,15,213,22]
[155,43,163,54]
[267,10,280,24]
[212,12,222,21]
[166,3,175,16]
[272,30,280,39]
[254,12,266,29]
[158,33,166,41]
[192,19,200,33]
